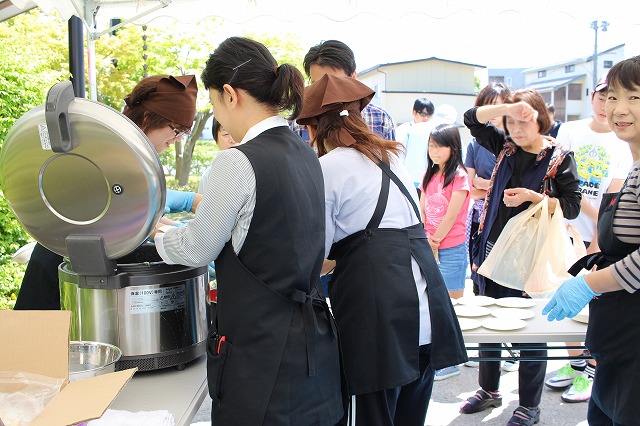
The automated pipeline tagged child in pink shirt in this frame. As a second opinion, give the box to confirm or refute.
[420,124,471,299]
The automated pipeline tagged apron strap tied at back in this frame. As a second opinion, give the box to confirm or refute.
[289,286,335,377]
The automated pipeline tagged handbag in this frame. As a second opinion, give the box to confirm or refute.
[477,197,579,297]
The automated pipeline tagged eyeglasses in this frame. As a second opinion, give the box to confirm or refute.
[417,111,430,117]
[169,124,186,139]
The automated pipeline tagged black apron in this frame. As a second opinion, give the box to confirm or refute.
[571,190,640,425]
[206,129,343,425]
[327,161,467,395]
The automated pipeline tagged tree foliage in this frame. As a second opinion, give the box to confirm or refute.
[0,10,69,261]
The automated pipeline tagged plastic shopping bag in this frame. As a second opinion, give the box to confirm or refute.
[566,223,587,260]
[477,197,549,291]
[523,202,579,297]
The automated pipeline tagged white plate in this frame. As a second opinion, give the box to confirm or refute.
[481,317,527,331]
[454,305,491,317]
[457,295,496,307]
[491,308,535,320]
[495,297,536,308]
[457,317,482,331]
[572,306,589,324]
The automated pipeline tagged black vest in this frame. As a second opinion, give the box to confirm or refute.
[208,127,343,425]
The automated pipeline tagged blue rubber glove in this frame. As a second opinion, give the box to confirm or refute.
[164,189,195,214]
[542,276,601,322]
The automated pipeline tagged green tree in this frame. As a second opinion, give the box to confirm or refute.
[93,20,219,185]
[0,10,69,263]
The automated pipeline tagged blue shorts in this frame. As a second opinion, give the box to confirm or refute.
[437,243,468,291]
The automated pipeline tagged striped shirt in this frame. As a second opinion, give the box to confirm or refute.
[612,160,640,293]
[154,118,293,265]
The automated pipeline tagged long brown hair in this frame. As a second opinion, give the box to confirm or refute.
[313,108,401,163]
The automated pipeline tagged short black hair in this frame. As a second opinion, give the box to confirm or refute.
[475,82,511,107]
[546,103,556,114]
[413,98,434,116]
[303,40,357,78]
[212,117,222,141]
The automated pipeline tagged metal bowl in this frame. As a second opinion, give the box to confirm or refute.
[69,341,122,382]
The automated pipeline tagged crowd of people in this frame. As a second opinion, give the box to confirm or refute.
[12,34,640,426]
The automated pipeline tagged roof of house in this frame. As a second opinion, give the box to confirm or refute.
[524,44,625,73]
[359,57,486,77]
[526,74,587,92]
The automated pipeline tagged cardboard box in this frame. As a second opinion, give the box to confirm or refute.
[0,310,136,425]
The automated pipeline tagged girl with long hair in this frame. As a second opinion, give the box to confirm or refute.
[420,124,471,381]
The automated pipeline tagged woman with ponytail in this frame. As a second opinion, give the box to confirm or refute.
[297,73,466,426]
[153,37,343,425]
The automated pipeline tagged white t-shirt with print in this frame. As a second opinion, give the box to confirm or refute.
[556,118,632,242]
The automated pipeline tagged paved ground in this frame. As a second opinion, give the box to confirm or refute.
[191,358,589,425]
[191,278,590,425]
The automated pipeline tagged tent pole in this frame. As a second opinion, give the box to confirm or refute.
[68,15,85,98]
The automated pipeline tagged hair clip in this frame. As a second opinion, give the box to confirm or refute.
[232,58,252,70]
[339,110,349,117]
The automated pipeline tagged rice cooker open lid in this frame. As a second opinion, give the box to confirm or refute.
[0,82,165,264]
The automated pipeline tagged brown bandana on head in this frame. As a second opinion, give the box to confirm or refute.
[297,74,375,146]
[141,75,198,128]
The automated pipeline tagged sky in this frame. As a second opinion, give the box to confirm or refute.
[87,0,640,71]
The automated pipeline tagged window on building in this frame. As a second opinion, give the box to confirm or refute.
[565,65,575,73]
[604,60,613,69]
[541,92,551,103]
[568,84,582,100]
[489,76,504,83]
[538,70,546,78]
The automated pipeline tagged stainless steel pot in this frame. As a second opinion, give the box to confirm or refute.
[60,243,209,371]
[0,82,209,372]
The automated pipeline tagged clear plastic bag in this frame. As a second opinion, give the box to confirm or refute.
[0,371,65,426]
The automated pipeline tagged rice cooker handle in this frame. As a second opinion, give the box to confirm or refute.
[45,81,77,153]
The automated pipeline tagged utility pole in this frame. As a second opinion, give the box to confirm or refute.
[591,20,609,91]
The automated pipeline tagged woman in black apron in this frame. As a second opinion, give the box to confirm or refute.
[154,38,343,425]
[297,73,467,426]
[543,56,640,426]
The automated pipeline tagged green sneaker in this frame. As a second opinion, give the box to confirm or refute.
[545,363,582,389]
[561,374,593,403]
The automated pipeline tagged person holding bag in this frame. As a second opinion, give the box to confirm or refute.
[460,89,580,426]
[543,55,640,426]
[297,73,467,426]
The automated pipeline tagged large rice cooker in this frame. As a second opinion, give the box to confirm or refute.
[0,82,209,371]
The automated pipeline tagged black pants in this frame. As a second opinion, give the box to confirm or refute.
[478,280,547,408]
[354,344,434,426]
[14,243,62,310]
[588,398,628,426]
[468,220,480,295]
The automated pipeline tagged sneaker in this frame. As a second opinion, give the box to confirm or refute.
[561,374,593,403]
[545,363,582,389]
[507,406,540,425]
[460,389,502,414]
[502,360,519,372]
[434,365,460,381]
[464,360,480,368]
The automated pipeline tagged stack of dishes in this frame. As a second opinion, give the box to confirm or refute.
[452,296,537,331]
